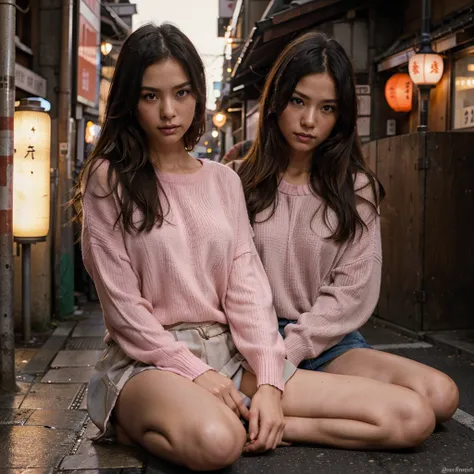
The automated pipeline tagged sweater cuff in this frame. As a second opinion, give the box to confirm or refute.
[163,349,214,381]
[284,333,310,368]
[253,353,285,392]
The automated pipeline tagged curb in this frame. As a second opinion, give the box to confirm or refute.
[424,332,474,361]
[372,316,474,361]
[22,321,78,375]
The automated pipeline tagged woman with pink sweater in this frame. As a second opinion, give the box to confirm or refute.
[74,24,297,471]
[233,32,459,447]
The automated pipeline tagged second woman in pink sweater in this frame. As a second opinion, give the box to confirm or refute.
[234,32,459,449]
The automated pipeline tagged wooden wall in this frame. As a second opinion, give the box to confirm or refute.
[362,132,474,332]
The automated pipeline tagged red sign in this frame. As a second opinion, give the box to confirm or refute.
[77,0,100,107]
[83,0,100,16]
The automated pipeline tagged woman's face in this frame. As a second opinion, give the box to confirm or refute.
[136,58,197,150]
[277,72,339,161]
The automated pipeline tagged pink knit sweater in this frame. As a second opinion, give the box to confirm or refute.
[252,175,382,367]
[81,158,285,390]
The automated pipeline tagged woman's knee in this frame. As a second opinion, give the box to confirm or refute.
[423,373,459,423]
[178,415,247,471]
[386,391,436,448]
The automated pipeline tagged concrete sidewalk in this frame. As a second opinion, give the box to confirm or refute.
[1,303,474,473]
[0,303,144,473]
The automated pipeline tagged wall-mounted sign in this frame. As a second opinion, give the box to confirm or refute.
[458,105,474,129]
[219,0,237,18]
[15,64,47,97]
[358,95,371,116]
[357,117,370,137]
[356,84,371,138]
[77,0,100,107]
[356,85,370,95]
[387,119,396,136]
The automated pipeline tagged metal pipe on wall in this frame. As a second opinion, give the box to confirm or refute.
[54,0,74,319]
[0,0,17,392]
[21,243,31,342]
[420,0,431,47]
[417,0,433,132]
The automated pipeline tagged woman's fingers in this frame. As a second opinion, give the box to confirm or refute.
[222,393,240,416]
[248,407,259,442]
[229,386,249,420]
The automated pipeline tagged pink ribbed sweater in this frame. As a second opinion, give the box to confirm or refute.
[252,175,382,367]
[81,159,285,390]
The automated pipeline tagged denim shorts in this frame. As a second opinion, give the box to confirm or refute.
[278,319,372,371]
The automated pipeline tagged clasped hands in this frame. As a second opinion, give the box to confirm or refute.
[194,370,285,453]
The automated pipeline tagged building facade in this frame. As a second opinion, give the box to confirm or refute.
[11,0,136,330]
[218,0,474,143]
[217,0,474,333]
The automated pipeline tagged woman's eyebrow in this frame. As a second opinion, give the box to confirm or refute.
[140,81,192,92]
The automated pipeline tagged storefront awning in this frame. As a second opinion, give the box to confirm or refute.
[230,0,364,96]
[101,3,131,40]
[376,5,474,72]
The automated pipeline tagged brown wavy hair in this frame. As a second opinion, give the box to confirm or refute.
[238,31,384,242]
[72,23,206,233]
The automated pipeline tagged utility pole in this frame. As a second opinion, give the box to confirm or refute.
[0,0,17,392]
[54,0,74,319]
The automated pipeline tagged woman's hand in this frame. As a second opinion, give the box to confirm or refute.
[243,384,285,453]
[194,370,249,420]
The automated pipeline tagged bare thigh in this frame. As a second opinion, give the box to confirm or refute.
[322,348,459,423]
[241,368,435,449]
[114,369,246,471]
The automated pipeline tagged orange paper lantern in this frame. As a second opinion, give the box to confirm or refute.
[385,73,413,112]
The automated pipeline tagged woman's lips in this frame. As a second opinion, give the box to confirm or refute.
[159,126,179,136]
[294,133,315,143]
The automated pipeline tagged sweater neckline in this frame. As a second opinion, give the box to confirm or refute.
[278,179,312,196]
[155,158,206,184]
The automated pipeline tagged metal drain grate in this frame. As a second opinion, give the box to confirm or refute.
[70,383,88,410]
[65,337,105,350]
[69,414,90,455]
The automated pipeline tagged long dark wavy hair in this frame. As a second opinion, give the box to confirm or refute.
[238,31,384,242]
[73,23,206,233]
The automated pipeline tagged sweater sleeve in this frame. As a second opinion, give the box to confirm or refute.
[81,161,213,380]
[223,176,286,391]
[284,182,382,367]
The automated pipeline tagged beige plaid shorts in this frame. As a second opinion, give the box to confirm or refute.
[87,322,297,442]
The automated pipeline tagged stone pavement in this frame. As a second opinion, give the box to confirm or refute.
[1,303,474,474]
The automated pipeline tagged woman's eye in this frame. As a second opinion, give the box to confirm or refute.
[322,105,336,113]
[290,97,304,106]
[177,89,190,98]
[143,93,157,100]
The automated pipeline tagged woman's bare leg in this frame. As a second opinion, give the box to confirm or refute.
[114,370,247,471]
[241,368,435,450]
[322,348,459,423]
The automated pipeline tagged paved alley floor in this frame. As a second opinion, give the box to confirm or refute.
[1,303,473,473]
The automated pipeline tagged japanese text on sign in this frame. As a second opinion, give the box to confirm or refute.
[460,105,474,129]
